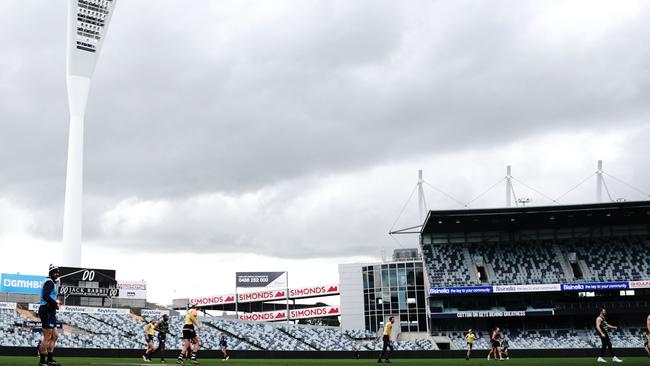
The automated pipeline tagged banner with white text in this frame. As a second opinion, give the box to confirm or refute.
[236,272,287,288]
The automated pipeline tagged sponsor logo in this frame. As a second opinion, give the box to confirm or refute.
[430,286,492,295]
[0,274,47,295]
[492,284,561,293]
[289,285,339,298]
[240,306,340,321]
[629,280,650,289]
[117,282,147,291]
[239,311,286,322]
[142,309,170,317]
[561,282,629,291]
[238,290,286,303]
[59,286,119,298]
[290,306,340,319]
[188,284,339,306]
[190,295,234,306]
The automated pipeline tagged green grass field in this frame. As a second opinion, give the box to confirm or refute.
[1,357,648,366]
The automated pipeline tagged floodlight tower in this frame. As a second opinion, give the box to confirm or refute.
[62,0,117,266]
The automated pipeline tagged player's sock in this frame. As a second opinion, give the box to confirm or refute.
[39,354,46,364]
[47,352,53,362]
[191,352,197,360]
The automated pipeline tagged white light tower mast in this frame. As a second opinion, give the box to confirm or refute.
[596,160,604,203]
[62,0,118,266]
[505,165,513,207]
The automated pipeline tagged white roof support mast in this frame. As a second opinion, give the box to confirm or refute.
[596,160,604,203]
[417,169,427,223]
[505,165,513,207]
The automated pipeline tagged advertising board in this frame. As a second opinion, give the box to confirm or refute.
[0,273,47,295]
[235,272,287,288]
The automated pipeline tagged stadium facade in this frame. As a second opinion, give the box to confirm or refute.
[340,200,650,348]
[339,249,428,334]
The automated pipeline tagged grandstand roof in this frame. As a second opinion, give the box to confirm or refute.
[421,200,650,234]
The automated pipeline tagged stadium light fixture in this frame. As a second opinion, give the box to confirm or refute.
[62,0,118,266]
[517,198,531,207]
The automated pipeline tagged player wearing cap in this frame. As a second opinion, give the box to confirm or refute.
[38,265,61,366]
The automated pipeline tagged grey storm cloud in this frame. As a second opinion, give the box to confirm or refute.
[1,1,650,257]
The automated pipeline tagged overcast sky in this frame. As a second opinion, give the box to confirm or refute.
[1,0,649,305]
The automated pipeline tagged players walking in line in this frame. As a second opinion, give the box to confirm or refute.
[39,265,61,366]
[500,336,510,360]
[142,319,156,362]
[219,333,230,361]
[153,314,171,363]
[464,329,476,360]
[177,305,201,364]
[377,316,395,363]
[596,308,622,363]
[487,326,503,360]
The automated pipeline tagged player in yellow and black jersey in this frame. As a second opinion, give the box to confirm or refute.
[177,305,201,364]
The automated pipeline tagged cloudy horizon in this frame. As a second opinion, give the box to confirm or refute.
[1,0,649,304]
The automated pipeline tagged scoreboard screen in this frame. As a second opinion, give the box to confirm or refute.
[58,266,117,287]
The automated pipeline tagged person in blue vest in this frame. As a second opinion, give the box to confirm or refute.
[38,264,61,366]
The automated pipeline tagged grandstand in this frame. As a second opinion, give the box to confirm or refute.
[421,201,650,351]
[0,306,434,352]
[0,304,644,354]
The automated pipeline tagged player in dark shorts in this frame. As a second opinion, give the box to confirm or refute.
[177,306,201,364]
[596,308,622,363]
[143,319,156,362]
[500,337,510,360]
[219,333,230,361]
[38,264,61,366]
[487,326,503,360]
[377,316,395,363]
[154,314,171,363]
[464,329,476,360]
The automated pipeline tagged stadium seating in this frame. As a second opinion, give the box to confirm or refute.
[445,327,645,350]
[423,235,650,286]
[562,237,650,282]
[1,307,646,352]
[344,328,376,339]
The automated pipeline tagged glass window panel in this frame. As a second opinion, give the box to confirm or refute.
[389,269,397,288]
[406,268,416,286]
[398,267,407,287]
